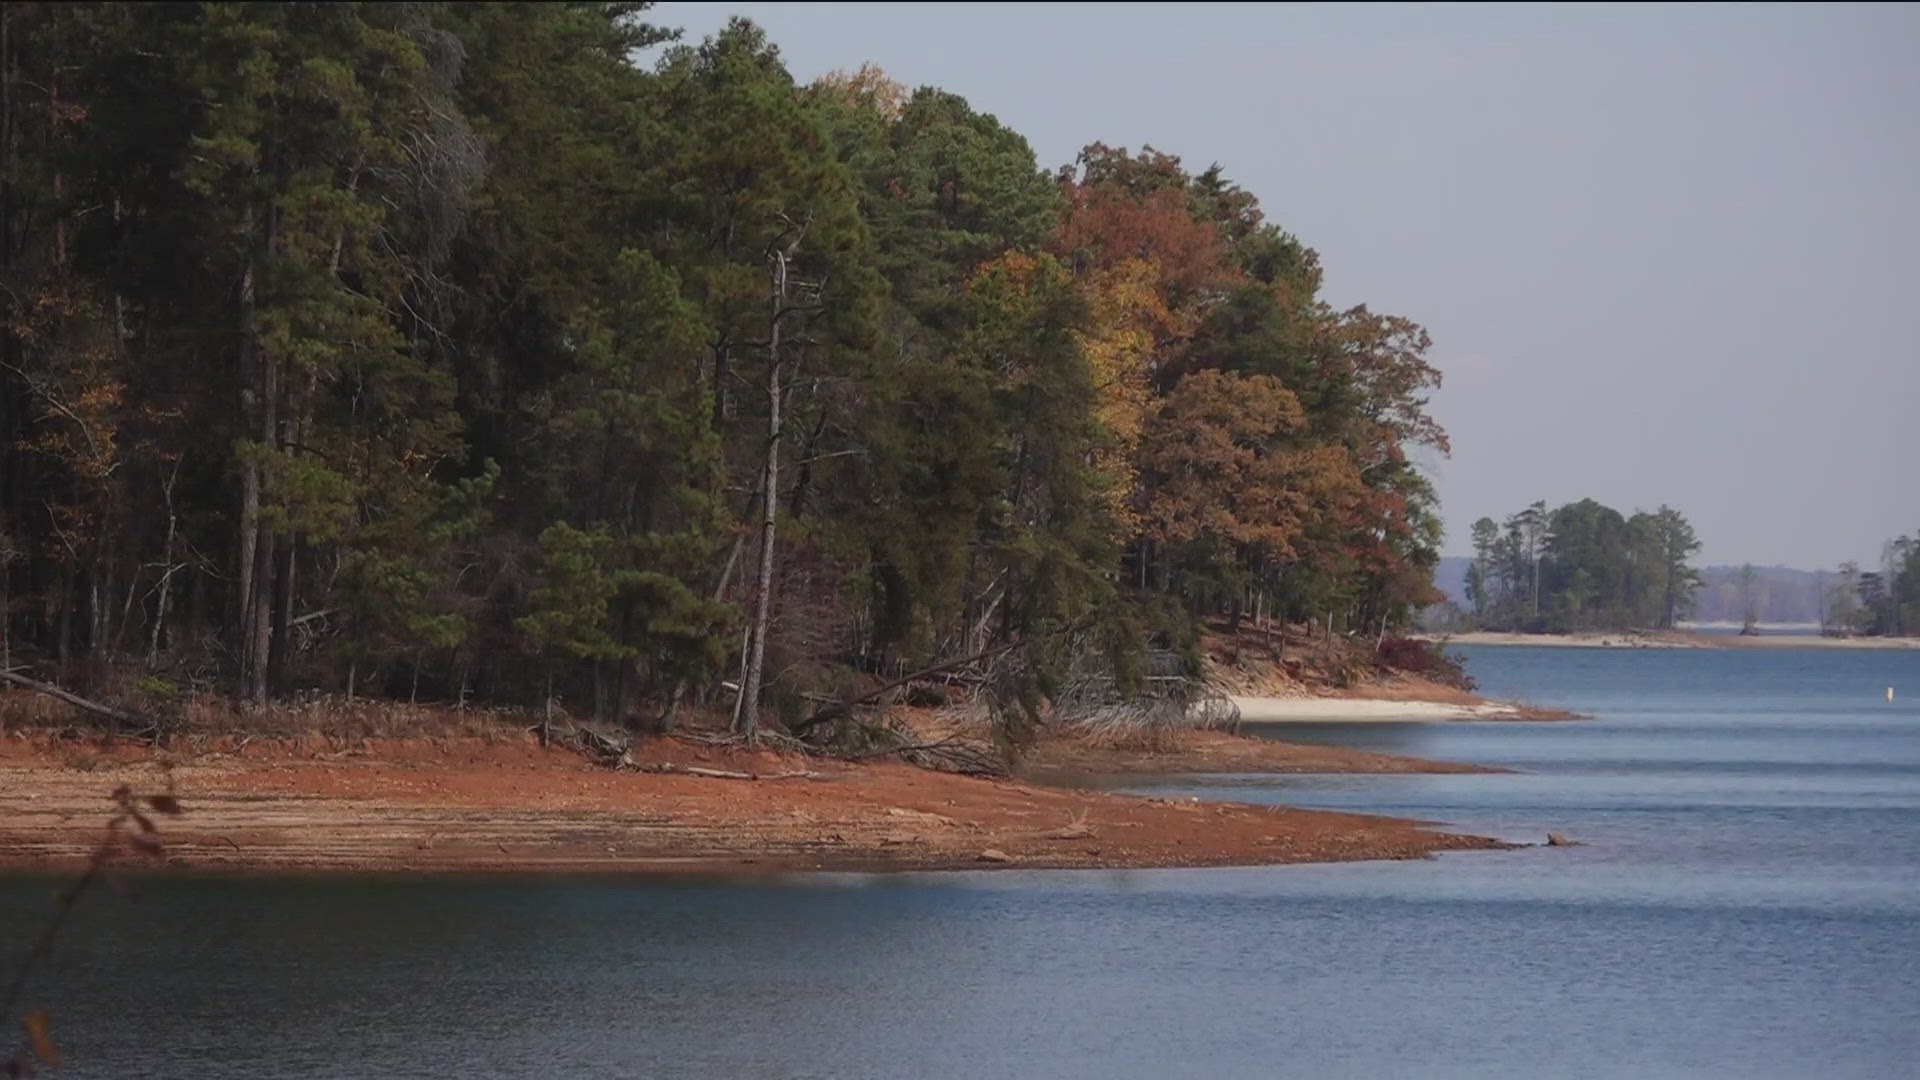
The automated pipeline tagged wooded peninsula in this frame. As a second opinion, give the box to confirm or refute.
[0,3,1455,745]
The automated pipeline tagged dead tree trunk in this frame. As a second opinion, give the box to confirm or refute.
[541,667,554,749]
[734,248,789,739]
[0,669,149,733]
[146,462,180,668]
[0,542,11,676]
[246,327,277,706]
[237,217,259,683]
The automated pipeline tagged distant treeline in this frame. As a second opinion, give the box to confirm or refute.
[1451,499,1702,632]
[0,4,1451,733]
[1439,520,1920,639]
[1661,538,1917,637]
[1820,536,1919,637]
[1691,566,1829,625]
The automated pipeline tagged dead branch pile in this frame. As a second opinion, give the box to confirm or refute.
[560,720,634,767]
[951,638,1241,751]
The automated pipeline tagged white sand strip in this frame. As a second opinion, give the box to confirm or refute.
[1708,634,1920,650]
[1432,632,1700,649]
[1431,631,1920,651]
[1232,697,1526,723]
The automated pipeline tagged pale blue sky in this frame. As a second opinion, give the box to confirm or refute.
[653,2,1920,568]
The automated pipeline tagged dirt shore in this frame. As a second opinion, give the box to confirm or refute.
[0,730,1508,876]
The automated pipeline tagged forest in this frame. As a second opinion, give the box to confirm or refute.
[0,3,1453,738]
[1459,499,1703,632]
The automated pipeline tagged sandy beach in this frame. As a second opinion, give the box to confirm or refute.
[1435,631,1702,649]
[1233,696,1567,722]
[1436,631,1920,651]
[1704,634,1920,650]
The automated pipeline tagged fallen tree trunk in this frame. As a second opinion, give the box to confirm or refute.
[635,763,827,781]
[0,669,153,734]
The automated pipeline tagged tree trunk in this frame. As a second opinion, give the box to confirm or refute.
[114,544,144,657]
[710,339,731,432]
[734,341,780,737]
[248,529,273,704]
[541,668,553,749]
[246,319,279,703]
[237,226,260,679]
[87,547,103,659]
[786,397,829,519]
[657,677,684,731]
[55,564,72,663]
[617,661,634,728]
[0,544,10,675]
[268,535,295,683]
[734,247,790,739]
[147,466,179,668]
[663,532,748,729]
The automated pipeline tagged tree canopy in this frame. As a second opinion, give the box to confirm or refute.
[0,3,1460,733]
[1462,499,1702,632]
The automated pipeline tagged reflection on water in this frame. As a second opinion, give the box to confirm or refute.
[2,646,1917,1079]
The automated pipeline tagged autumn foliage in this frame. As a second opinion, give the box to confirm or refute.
[0,6,1450,734]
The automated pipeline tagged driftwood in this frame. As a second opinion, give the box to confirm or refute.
[0,669,155,735]
[634,762,826,781]
[851,736,1007,778]
[560,722,633,768]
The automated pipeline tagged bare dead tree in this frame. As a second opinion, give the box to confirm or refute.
[734,214,821,739]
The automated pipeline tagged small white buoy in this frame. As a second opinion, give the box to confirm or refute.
[1890,687,1897,703]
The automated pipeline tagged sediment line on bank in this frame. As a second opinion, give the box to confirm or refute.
[0,732,1509,876]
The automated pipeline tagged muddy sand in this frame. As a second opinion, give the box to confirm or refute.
[0,730,1509,876]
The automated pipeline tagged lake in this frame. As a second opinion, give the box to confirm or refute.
[4,645,1918,1078]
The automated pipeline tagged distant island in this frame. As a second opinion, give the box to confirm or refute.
[1427,500,1918,640]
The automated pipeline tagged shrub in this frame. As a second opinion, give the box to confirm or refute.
[1376,636,1476,691]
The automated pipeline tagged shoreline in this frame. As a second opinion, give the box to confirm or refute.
[1232,696,1575,723]
[0,729,1511,877]
[1433,630,1920,651]
[1020,726,1507,774]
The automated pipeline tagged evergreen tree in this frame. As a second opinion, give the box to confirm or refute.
[0,4,1491,737]
[1469,499,1702,632]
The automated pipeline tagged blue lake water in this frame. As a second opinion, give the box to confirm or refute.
[4,645,1918,1078]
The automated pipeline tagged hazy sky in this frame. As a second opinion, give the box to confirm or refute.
[653,3,1918,568]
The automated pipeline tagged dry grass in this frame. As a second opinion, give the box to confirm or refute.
[0,687,540,748]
